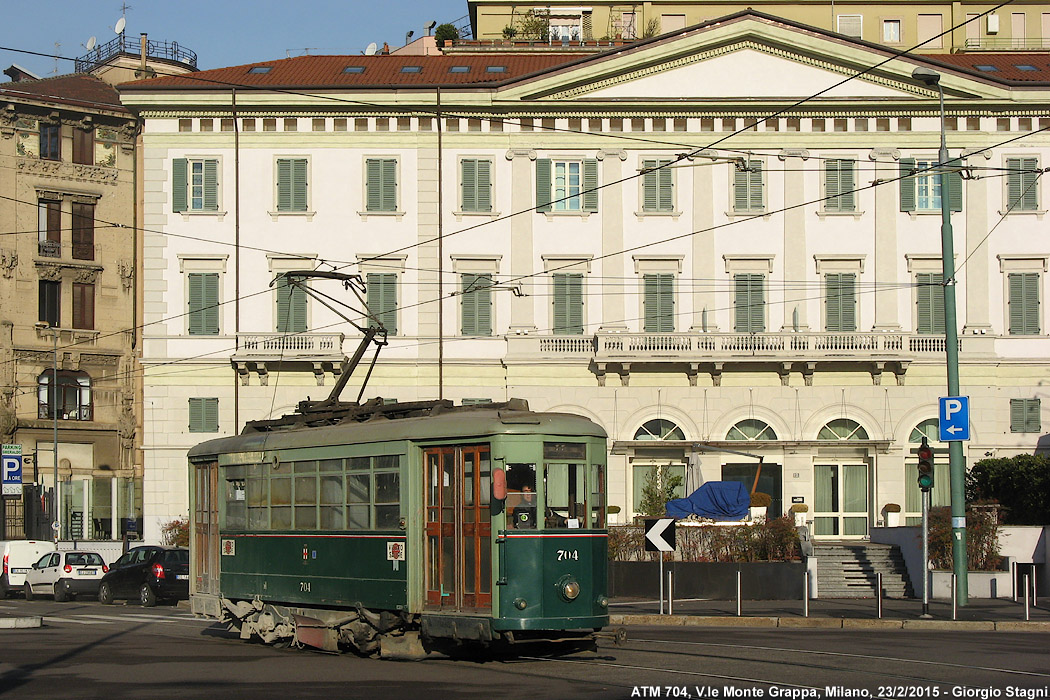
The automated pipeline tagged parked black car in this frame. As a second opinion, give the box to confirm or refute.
[98,546,189,607]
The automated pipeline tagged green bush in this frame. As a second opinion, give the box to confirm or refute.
[789,503,809,513]
[966,454,1050,525]
[927,506,1001,571]
[750,492,772,508]
[883,503,901,513]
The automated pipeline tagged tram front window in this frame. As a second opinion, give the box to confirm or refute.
[505,463,536,530]
[544,463,587,528]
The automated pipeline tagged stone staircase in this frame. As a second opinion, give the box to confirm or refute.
[812,542,914,599]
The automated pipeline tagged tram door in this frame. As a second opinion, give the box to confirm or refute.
[192,461,220,597]
[424,446,492,611]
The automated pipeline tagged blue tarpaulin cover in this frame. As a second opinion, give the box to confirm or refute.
[664,481,750,521]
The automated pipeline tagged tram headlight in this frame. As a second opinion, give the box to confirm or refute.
[597,595,608,609]
[559,576,581,601]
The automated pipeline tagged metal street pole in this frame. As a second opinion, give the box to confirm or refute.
[913,67,968,605]
[51,327,59,543]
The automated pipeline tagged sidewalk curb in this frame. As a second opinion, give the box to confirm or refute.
[612,613,1050,631]
[0,616,42,629]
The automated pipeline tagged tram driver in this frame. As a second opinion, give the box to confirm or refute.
[505,463,537,529]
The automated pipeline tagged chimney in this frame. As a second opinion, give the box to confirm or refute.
[140,33,148,73]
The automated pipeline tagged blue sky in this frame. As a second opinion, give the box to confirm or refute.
[2,0,469,78]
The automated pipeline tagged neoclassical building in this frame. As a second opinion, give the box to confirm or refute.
[119,12,1047,541]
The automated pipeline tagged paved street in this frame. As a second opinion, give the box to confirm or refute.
[2,599,1049,699]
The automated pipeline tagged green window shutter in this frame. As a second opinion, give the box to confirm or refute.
[367,273,398,335]
[381,158,397,212]
[291,158,308,211]
[1026,399,1041,433]
[642,160,659,212]
[461,159,477,211]
[476,159,492,212]
[204,397,218,432]
[172,158,188,212]
[838,159,855,211]
[582,159,599,212]
[553,273,584,335]
[277,159,292,211]
[536,159,552,212]
[290,282,307,332]
[734,274,764,333]
[733,164,749,212]
[643,274,659,332]
[188,397,218,433]
[1006,158,1022,211]
[947,158,963,212]
[643,274,674,332]
[1010,399,1027,433]
[188,273,219,335]
[826,159,855,212]
[899,158,917,212]
[916,272,945,334]
[461,274,492,336]
[824,160,840,211]
[366,158,382,211]
[826,273,856,332]
[1008,272,1040,335]
[203,159,219,211]
[188,398,202,432]
[276,276,306,333]
[826,274,842,332]
[1021,157,1039,211]
[748,160,763,211]
[658,161,674,212]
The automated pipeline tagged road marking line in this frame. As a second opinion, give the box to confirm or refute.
[77,614,181,624]
[43,617,111,625]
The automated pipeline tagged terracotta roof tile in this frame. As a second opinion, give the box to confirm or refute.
[0,73,129,112]
[119,54,581,91]
[921,53,1050,83]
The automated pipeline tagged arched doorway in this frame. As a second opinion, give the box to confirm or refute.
[813,419,870,537]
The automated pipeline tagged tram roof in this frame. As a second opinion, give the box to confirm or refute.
[187,403,606,461]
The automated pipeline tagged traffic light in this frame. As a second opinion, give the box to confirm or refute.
[916,436,935,491]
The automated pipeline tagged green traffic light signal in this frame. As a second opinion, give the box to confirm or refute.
[916,436,934,491]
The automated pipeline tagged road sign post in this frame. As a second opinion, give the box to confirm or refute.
[644,518,676,615]
[938,395,970,605]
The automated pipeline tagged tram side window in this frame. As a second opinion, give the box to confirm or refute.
[319,470,343,530]
[270,472,292,529]
[591,464,606,528]
[293,461,318,530]
[374,471,400,529]
[505,463,537,530]
[246,463,268,528]
[346,473,370,528]
[224,475,246,530]
[544,463,586,528]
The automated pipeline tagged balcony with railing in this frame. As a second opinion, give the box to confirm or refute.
[232,332,347,385]
[74,34,197,73]
[962,38,1050,51]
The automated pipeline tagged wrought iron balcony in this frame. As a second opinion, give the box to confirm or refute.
[962,38,1050,51]
[74,34,197,73]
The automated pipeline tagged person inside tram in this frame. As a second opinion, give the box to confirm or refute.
[505,464,537,529]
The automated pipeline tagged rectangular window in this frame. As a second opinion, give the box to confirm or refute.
[40,123,60,160]
[1008,272,1040,335]
[553,273,584,335]
[824,159,856,212]
[883,19,902,43]
[365,158,398,212]
[72,282,94,330]
[899,158,962,212]
[39,280,60,328]
[73,128,93,165]
[661,14,686,32]
[38,199,61,257]
[837,14,863,38]
[643,273,675,333]
[71,202,94,261]
[825,273,857,332]
[734,273,765,333]
[733,159,764,213]
[188,397,219,433]
[275,275,308,333]
[276,158,308,212]
[1006,157,1039,211]
[94,127,118,167]
[459,158,492,212]
[172,158,219,212]
[916,272,946,334]
[642,159,674,212]
[366,272,398,335]
[620,12,637,39]
[460,273,493,336]
[535,159,598,213]
[1010,398,1041,433]
[917,14,944,48]
[187,273,220,335]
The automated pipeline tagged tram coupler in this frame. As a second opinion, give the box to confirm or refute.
[594,627,627,646]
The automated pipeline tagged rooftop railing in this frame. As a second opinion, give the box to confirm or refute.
[75,34,197,73]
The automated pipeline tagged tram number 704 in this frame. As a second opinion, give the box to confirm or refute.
[300,581,312,592]
[556,550,579,561]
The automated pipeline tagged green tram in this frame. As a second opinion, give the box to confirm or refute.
[187,398,613,657]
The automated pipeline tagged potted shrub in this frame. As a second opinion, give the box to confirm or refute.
[750,492,772,522]
[788,502,809,527]
[883,503,902,527]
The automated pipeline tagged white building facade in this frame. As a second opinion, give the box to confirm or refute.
[120,14,1049,542]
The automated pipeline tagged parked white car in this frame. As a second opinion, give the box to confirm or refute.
[0,540,56,596]
[24,551,108,601]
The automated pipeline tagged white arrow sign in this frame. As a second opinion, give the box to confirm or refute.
[644,517,676,552]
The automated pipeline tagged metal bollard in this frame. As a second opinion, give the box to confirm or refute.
[737,570,742,617]
[877,572,883,619]
[1034,568,1039,608]
[668,571,674,616]
[803,571,809,618]
[951,573,957,621]
[1024,574,1030,621]
[1011,561,1017,602]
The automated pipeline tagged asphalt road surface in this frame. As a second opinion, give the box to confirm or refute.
[2,599,1048,699]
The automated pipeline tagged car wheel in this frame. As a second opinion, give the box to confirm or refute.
[23,583,33,601]
[140,583,157,608]
[54,584,67,603]
[98,581,114,605]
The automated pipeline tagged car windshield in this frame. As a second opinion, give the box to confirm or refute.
[66,553,103,566]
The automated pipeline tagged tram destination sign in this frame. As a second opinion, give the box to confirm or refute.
[644,518,676,552]
[543,442,586,460]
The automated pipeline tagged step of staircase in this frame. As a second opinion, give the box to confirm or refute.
[811,542,914,599]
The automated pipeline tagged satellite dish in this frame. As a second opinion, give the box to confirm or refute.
[364,42,378,56]
[86,36,97,51]
[114,17,126,34]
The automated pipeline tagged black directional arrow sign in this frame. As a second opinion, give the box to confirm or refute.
[644,518,676,552]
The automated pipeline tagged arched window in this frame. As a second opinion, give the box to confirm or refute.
[909,419,939,444]
[726,419,777,441]
[38,370,92,421]
[633,419,685,441]
[817,418,868,440]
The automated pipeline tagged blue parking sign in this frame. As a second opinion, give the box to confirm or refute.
[2,444,23,496]
[938,396,970,442]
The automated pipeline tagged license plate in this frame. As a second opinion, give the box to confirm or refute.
[78,569,97,576]
[11,568,27,574]
[175,574,188,580]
